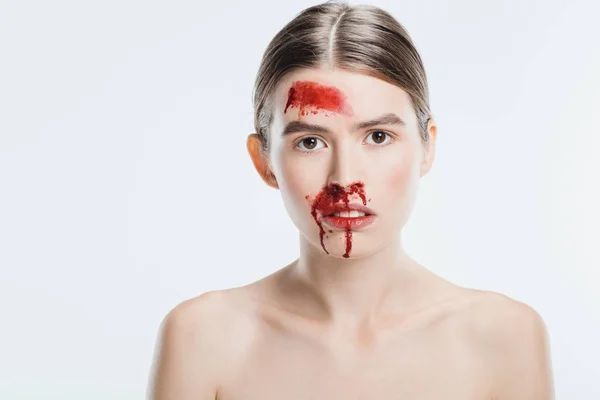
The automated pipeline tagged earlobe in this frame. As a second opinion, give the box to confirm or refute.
[420,119,437,177]
[246,133,279,189]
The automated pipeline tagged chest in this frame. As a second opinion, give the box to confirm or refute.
[216,323,494,400]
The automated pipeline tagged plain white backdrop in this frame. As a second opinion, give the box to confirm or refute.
[1,0,598,398]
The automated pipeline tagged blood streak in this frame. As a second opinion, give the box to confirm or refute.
[284,81,354,117]
[308,182,368,258]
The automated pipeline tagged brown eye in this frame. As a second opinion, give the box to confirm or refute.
[366,131,391,145]
[302,138,317,149]
[297,137,324,151]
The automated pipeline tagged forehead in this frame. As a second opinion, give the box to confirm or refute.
[272,68,415,125]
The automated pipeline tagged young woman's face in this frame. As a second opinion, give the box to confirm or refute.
[264,67,435,259]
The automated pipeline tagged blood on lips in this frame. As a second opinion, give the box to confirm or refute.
[307,182,371,258]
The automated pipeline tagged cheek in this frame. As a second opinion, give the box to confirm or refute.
[385,150,421,197]
[390,160,414,186]
[275,153,322,205]
[278,152,323,188]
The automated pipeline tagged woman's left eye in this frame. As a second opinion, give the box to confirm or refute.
[365,131,392,145]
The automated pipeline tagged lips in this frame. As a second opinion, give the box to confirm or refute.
[318,203,376,217]
[316,203,376,230]
[307,181,372,256]
[321,214,376,230]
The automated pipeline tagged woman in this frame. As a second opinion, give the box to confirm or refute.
[148,2,554,399]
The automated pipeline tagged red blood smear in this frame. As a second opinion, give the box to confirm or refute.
[284,81,354,117]
[308,182,367,258]
[345,230,352,258]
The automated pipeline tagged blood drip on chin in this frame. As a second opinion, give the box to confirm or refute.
[307,182,368,258]
[344,230,352,258]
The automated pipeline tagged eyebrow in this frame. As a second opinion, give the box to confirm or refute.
[281,112,406,136]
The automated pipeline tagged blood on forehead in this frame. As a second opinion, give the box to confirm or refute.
[284,81,354,117]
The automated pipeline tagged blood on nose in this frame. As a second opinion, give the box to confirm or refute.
[306,182,368,258]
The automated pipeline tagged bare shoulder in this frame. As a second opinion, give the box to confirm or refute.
[465,290,555,399]
[147,290,235,400]
[164,290,231,329]
[466,290,550,350]
[157,290,234,351]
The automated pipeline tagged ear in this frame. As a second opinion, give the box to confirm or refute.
[420,118,437,177]
[247,133,279,189]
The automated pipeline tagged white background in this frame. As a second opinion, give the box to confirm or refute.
[1,0,599,398]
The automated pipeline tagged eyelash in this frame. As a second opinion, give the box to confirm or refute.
[294,130,395,153]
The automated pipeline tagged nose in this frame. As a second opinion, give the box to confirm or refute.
[326,139,359,188]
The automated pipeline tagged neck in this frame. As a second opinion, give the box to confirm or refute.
[287,232,431,329]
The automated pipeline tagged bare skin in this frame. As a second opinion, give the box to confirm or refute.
[148,263,553,399]
[147,67,554,399]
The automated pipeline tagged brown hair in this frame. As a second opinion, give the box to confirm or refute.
[252,0,432,155]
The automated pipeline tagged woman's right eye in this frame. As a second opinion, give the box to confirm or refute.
[296,137,325,152]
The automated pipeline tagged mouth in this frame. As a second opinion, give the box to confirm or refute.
[321,214,376,230]
[318,203,376,230]
[319,203,376,217]
[327,210,371,217]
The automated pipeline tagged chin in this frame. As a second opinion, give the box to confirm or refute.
[320,239,379,259]
[299,222,392,259]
